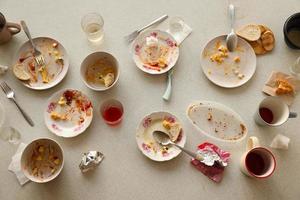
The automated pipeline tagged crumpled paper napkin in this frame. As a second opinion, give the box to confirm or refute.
[8,143,30,185]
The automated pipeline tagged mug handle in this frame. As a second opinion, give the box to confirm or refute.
[6,22,21,35]
[247,136,260,151]
[289,112,297,118]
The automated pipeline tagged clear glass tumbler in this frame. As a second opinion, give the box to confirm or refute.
[81,13,104,44]
[100,99,124,126]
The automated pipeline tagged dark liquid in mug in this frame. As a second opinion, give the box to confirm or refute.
[259,107,274,124]
[246,152,266,175]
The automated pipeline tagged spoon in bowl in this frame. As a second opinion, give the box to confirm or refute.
[153,130,204,161]
[226,4,238,52]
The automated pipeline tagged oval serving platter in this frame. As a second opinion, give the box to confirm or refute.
[186,101,247,142]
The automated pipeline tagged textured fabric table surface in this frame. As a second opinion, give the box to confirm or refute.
[0,0,299,199]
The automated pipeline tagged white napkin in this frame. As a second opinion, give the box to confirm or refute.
[270,134,290,150]
[8,143,30,185]
[166,21,192,45]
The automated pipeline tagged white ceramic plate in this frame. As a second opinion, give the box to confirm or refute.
[44,89,93,137]
[13,37,69,90]
[132,30,179,75]
[186,101,247,142]
[200,35,256,88]
[136,111,186,161]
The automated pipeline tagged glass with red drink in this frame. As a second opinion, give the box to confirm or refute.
[100,99,124,125]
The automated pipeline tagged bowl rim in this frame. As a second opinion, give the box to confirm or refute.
[20,137,64,183]
[80,51,120,91]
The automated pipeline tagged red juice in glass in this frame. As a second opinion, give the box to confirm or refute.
[100,99,123,125]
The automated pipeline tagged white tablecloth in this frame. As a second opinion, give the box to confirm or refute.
[0,0,299,199]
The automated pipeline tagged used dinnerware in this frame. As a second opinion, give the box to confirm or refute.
[21,138,64,183]
[240,136,276,179]
[153,130,204,160]
[132,30,179,75]
[81,13,104,44]
[44,89,93,137]
[0,12,21,44]
[136,111,186,161]
[20,21,45,67]
[0,82,34,127]
[80,52,119,91]
[283,12,300,49]
[254,96,297,127]
[225,4,238,52]
[200,35,256,88]
[186,101,247,142]
[162,69,173,101]
[13,37,69,90]
[125,14,168,43]
[100,99,124,125]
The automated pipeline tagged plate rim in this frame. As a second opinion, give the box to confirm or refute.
[44,88,93,138]
[131,29,179,75]
[200,34,257,88]
[13,36,70,90]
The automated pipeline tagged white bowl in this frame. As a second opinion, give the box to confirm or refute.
[80,52,120,91]
[21,138,64,183]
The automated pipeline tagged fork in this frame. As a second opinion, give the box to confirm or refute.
[0,82,34,127]
[20,20,45,67]
[125,14,168,43]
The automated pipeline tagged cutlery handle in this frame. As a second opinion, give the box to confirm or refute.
[289,112,297,118]
[20,20,36,49]
[138,14,168,33]
[173,143,203,161]
[12,99,34,127]
[163,71,173,101]
[229,4,235,30]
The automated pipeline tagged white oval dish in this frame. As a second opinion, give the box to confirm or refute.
[80,52,120,91]
[132,30,179,75]
[136,111,186,161]
[44,89,93,137]
[13,37,69,90]
[21,138,64,183]
[186,101,247,142]
[200,35,256,88]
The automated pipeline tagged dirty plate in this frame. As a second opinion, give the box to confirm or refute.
[186,101,247,142]
[136,111,186,161]
[13,37,69,90]
[200,35,256,88]
[132,30,179,75]
[44,89,93,137]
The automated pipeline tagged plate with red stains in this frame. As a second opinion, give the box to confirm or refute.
[186,101,247,142]
[44,89,93,137]
[13,37,69,90]
[136,111,186,161]
[132,30,179,75]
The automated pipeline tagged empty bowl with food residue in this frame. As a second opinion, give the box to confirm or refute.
[21,138,64,183]
[80,52,119,91]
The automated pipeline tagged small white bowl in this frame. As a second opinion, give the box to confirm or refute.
[80,52,120,91]
[21,138,64,183]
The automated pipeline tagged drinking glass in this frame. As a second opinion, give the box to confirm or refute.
[81,13,104,44]
[290,56,300,78]
[100,99,124,126]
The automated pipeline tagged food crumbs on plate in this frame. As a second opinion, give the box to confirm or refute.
[240,124,246,134]
[207,113,213,121]
[233,56,240,63]
[238,74,245,79]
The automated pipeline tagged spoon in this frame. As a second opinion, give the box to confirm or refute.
[153,130,204,161]
[226,4,238,52]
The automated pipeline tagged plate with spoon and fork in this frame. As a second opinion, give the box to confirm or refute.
[12,37,69,90]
